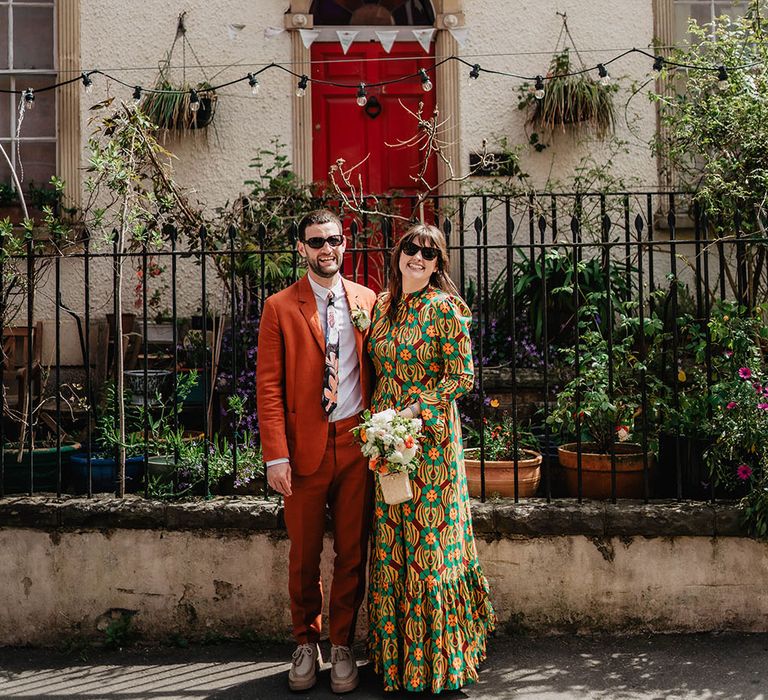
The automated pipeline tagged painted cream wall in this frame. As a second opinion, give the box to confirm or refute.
[1,528,767,646]
[459,0,659,190]
[80,0,295,205]
[35,1,665,331]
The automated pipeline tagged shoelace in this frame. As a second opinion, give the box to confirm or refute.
[292,644,315,663]
[331,646,352,663]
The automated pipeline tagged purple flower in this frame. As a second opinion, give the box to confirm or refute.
[739,367,752,380]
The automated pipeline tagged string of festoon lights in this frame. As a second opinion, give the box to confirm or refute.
[2,47,763,112]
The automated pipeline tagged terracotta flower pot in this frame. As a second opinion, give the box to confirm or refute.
[558,442,655,499]
[464,447,542,498]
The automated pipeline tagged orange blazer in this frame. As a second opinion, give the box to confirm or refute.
[256,274,377,476]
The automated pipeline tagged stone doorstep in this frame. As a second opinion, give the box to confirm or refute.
[0,495,748,538]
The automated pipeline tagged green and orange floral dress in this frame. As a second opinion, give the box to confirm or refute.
[366,286,496,693]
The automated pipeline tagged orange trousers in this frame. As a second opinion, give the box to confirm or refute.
[283,413,373,646]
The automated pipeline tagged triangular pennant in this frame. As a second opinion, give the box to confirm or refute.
[375,30,399,54]
[448,27,470,48]
[264,26,284,39]
[336,30,359,55]
[299,28,321,49]
[412,28,435,53]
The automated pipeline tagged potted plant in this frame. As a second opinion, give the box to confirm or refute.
[2,368,85,494]
[139,13,217,133]
[546,296,664,499]
[140,78,217,131]
[463,413,542,498]
[68,381,146,494]
[517,15,617,139]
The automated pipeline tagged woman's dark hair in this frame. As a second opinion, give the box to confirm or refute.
[385,223,462,319]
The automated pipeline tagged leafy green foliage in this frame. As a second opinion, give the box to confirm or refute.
[651,2,768,225]
[546,294,666,454]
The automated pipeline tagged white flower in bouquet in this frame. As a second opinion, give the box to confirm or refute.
[351,409,424,475]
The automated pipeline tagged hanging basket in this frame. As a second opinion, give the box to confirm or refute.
[378,470,413,505]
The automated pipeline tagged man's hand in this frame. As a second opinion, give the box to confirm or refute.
[267,461,293,497]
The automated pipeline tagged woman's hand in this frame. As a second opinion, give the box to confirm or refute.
[398,402,421,419]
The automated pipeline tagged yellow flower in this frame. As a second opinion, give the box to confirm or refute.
[490,398,500,408]
[678,369,687,382]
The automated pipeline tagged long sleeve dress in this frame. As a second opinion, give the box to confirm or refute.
[366,286,496,694]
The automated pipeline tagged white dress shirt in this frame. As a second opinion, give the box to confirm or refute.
[266,274,363,468]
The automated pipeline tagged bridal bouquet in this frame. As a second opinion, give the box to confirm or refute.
[352,409,424,504]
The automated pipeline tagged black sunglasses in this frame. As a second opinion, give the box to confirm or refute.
[402,240,439,261]
[304,234,345,249]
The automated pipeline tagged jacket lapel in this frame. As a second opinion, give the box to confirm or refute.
[298,275,325,353]
[342,278,364,369]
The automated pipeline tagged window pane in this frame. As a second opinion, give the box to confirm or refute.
[0,76,10,138]
[13,6,54,69]
[17,139,55,190]
[0,6,9,70]
[15,74,55,138]
[0,142,14,188]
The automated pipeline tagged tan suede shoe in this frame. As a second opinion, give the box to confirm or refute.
[288,643,322,692]
[330,645,359,694]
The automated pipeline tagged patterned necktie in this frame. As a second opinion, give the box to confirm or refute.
[321,291,339,415]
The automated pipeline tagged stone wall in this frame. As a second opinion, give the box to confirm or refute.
[1,497,766,646]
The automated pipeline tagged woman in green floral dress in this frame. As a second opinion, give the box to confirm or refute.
[366,223,496,693]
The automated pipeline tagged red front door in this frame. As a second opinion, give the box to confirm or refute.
[311,42,437,289]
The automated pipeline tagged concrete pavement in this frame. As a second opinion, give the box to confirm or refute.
[0,633,766,699]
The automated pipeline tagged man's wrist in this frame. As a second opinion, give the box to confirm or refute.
[266,457,290,468]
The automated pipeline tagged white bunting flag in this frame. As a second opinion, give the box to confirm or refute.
[412,28,436,53]
[448,27,470,47]
[375,30,399,54]
[263,26,285,40]
[336,30,359,54]
[299,28,321,49]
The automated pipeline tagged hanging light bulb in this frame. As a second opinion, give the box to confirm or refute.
[534,75,545,100]
[597,63,611,86]
[132,85,143,103]
[356,82,368,107]
[189,89,200,112]
[717,65,729,91]
[418,68,433,92]
[23,88,35,110]
[81,72,93,94]
[653,55,665,72]
[469,64,481,81]
[296,75,308,98]
[247,73,260,96]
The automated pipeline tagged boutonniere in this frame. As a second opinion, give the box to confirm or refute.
[350,306,371,331]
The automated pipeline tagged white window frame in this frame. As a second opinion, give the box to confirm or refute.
[0,0,57,194]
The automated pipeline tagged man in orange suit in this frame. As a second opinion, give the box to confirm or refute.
[257,209,376,694]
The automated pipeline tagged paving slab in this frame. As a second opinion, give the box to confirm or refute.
[0,633,766,699]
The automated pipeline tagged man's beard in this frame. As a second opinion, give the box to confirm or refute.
[307,253,341,278]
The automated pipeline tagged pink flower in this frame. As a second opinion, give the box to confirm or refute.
[725,351,734,358]
[754,383,764,394]
[726,401,738,410]
[758,403,768,410]
[739,367,752,380]
[737,464,753,481]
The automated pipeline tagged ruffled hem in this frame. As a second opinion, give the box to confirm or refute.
[367,562,496,693]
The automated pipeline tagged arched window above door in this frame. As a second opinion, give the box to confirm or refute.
[309,0,435,26]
